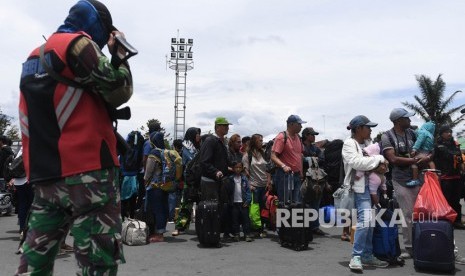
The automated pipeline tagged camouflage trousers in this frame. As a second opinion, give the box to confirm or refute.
[16,168,125,276]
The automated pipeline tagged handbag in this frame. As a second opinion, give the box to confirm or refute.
[121,218,149,246]
[333,169,355,210]
[301,157,328,202]
[249,193,262,230]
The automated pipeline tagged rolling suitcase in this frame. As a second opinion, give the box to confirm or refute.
[195,200,221,247]
[372,220,404,266]
[413,220,455,273]
[372,202,404,266]
[277,173,312,251]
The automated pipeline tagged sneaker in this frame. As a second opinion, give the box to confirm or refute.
[222,233,233,241]
[245,235,253,242]
[233,235,240,242]
[400,252,412,259]
[312,228,328,236]
[259,231,267,238]
[61,243,74,253]
[406,179,421,187]
[349,256,363,271]
[455,253,465,265]
[362,256,389,268]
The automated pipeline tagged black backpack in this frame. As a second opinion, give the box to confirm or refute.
[184,153,202,202]
[122,131,144,172]
[264,131,287,173]
[3,154,25,181]
[185,153,201,189]
[323,139,344,189]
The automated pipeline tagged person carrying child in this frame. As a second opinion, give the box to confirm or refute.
[225,161,254,242]
[354,143,388,208]
[407,121,436,186]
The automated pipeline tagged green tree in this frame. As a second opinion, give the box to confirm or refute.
[0,107,20,141]
[402,74,465,132]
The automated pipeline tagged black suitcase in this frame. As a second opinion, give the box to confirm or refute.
[195,200,221,247]
[413,220,455,273]
[277,173,312,251]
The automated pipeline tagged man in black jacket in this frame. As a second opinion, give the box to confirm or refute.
[199,117,231,200]
[0,135,14,192]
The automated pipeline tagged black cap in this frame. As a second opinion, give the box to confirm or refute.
[302,127,319,137]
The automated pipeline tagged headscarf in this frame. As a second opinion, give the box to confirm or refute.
[149,132,165,159]
[56,0,115,49]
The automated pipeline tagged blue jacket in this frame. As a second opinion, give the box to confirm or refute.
[413,121,435,152]
[225,174,251,205]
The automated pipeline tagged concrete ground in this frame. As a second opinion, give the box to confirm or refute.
[1,203,464,276]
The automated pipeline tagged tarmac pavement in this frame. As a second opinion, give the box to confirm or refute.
[1,204,464,276]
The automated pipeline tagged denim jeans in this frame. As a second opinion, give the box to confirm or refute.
[352,186,374,258]
[147,188,169,234]
[168,191,177,221]
[231,203,250,236]
[273,169,302,203]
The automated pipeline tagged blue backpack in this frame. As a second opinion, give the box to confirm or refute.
[147,148,182,192]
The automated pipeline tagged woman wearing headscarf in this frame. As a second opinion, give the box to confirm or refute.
[144,132,182,242]
[172,127,201,236]
[342,115,388,272]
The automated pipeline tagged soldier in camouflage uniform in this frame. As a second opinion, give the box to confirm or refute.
[17,1,132,275]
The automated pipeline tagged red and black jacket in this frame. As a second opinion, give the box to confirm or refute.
[19,32,118,183]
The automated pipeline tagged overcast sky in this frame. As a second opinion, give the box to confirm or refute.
[2,0,465,142]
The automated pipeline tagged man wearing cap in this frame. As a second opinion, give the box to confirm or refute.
[199,117,232,200]
[380,108,428,260]
[17,1,132,275]
[301,127,327,236]
[271,115,306,203]
[343,115,388,271]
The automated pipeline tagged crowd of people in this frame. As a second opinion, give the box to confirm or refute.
[3,0,465,275]
[116,109,465,273]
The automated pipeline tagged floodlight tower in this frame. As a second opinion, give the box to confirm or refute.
[167,35,194,140]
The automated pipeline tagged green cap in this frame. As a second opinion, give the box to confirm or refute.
[215,117,232,125]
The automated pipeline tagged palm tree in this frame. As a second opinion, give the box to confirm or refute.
[402,74,465,132]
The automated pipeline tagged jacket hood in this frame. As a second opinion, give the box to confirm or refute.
[420,121,436,135]
[56,0,112,49]
[363,142,380,157]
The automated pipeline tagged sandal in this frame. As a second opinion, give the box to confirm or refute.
[341,233,350,242]
[149,234,164,243]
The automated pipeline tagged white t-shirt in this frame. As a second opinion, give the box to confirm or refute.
[233,175,242,203]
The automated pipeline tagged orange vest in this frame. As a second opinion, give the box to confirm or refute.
[19,32,118,183]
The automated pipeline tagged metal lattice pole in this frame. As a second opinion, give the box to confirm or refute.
[168,34,194,140]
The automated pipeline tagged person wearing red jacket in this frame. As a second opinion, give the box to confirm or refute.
[16,1,133,275]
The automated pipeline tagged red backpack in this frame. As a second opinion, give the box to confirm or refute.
[261,190,278,230]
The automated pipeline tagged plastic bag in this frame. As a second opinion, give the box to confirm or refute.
[413,171,457,223]
[249,193,262,230]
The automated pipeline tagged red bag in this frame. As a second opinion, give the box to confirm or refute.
[261,190,278,227]
[413,171,457,223]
